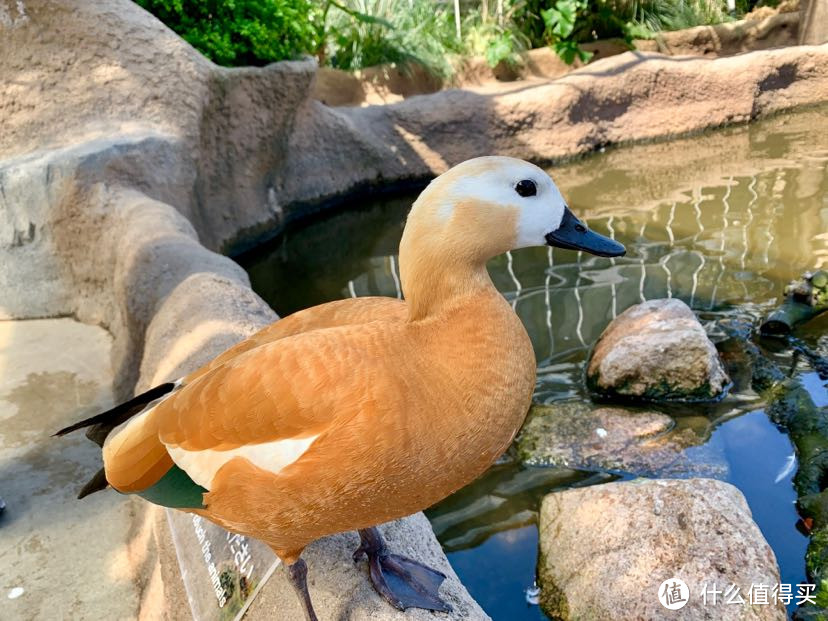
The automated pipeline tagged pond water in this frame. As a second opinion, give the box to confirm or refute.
[239,106,828,619]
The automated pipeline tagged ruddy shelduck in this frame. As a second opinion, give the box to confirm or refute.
[58,156,625,620]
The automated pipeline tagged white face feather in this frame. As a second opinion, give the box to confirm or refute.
[437,158,568,249]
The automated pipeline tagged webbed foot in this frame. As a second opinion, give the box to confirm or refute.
[353,527,452,613]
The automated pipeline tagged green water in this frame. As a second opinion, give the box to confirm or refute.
[239,106,828,619]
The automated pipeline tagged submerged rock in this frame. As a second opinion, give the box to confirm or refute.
[516,402,727,478]
[762,270,828,336]
[587,299,730,402]
[538,478,784,621]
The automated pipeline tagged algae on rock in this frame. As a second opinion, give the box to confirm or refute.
[721,320,828,620]
[516,402,727,478]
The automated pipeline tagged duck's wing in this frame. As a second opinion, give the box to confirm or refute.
[183,297,406,384]
[102,320,406,495]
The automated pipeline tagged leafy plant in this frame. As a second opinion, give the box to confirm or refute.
[134,0,320,66]
[536,0,731,65]
[462,2,530,69]
[542,0,593,63]
[135,0,736,74]
[323,0,460,76]
[486,32,520,66]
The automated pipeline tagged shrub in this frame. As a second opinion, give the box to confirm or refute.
[462,3,531,69]
[324,0,461,76]
[134,0,320,66]
[516,0,733,65]
[135,0,739,72]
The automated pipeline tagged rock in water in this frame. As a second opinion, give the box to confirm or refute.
[587,299,730,402]
[516,402,728,478]
[538,479,784,621]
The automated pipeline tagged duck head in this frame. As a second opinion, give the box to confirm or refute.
[399,156,625,318]
[401,155,625,260]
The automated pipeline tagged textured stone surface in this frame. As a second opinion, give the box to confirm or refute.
[151,508,488,621]
[587,299,731,401]
[800,0,828,45]
[516,402,727,477]
[0,319,148,621]
[538,479,785,620]
[637,11,799,57]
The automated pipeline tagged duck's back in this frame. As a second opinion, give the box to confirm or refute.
[101,296,407,495]
[184,296,408,383]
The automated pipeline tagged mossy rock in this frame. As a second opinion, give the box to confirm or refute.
[516,402,726,478]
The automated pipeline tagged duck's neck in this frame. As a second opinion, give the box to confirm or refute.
[399,230,496,322]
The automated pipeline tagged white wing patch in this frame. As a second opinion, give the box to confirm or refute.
[166,436,318,490]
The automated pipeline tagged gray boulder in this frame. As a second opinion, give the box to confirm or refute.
[538,478,785,620]
[516,402,727,478]
[587,299,730,402]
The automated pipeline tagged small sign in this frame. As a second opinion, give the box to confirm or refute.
[167,509,280,621]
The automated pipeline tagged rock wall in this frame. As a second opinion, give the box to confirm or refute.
[638,11,800,57]
[2,1,828,619]
[800,0,828,45]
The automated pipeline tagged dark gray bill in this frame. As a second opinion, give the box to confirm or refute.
[545,207,626,257]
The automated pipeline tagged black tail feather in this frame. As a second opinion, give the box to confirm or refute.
[77,468,110,499]
[54,382,176,444]
[56,382,178,499]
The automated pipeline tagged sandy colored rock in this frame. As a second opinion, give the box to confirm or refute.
[538,478,785,621]
[638,12,799,57]
[517,402,726,477]
[800,0,828,45]
[246,513,486,620]
[587,299,730,401]
[745,0,799,22]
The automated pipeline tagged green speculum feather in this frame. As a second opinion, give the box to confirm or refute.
[130,464,207,510]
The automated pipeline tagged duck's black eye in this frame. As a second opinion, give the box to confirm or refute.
[515,179,537,197]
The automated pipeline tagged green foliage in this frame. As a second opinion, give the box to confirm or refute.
[324,0,461,76]
[485,33,518,66]
[531,0,733,65]
[134,0,320,66]
[644,0,733,31]
[462,3,530,69]
[136,0,738,73]
[542,0,593,63]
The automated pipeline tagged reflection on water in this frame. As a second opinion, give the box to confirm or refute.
[240,106,828,619]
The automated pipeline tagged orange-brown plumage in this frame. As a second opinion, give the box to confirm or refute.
[101,297,406,490]
[198,287,534,562]
[83,156,624,618]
